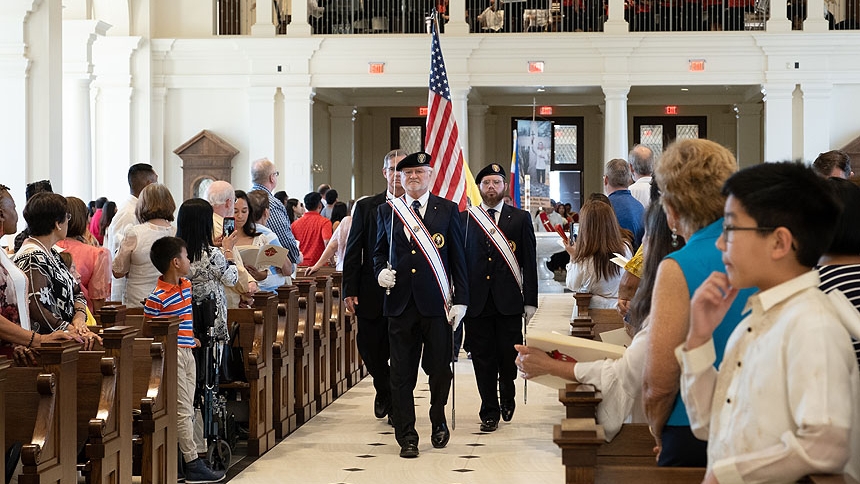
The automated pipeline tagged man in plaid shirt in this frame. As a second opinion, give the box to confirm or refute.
[250,158,302,266]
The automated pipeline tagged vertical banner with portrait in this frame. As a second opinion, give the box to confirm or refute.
[516,119,553,210]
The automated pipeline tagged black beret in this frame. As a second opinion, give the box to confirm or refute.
[475,163,507,184]
[396,151,433,171]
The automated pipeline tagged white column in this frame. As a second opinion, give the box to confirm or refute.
[248,86,278,166]
[0,0,38,208]
[446,0,470,34]
[450,86,471,165]
[468,104,489,169]
[280,86,315,197]
[252,0,277,36]
[602,85,630,162]
[767,0,792,31]
[604,0,628,33]
[91,35,142,204]
[62,20,108,200]
[801,82,832,163]
[735,103,763,169]
[803,0,828,31]
[287,0,312,36]
[150,44,169,179]
[328,106,357,199]
[20,0,64,188]
[761,83,794,163]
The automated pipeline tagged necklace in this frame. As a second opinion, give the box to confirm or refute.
[27,236,53,254]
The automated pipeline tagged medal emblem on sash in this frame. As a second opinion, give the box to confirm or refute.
[433,233,445,248]
[508,240,516,252]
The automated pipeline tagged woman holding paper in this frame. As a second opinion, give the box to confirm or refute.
[564,200,631,309]
[243,190,292,291]
[516,195,682,441]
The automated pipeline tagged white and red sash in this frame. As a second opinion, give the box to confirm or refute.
[389,197,452,308]
[468,205,522,292]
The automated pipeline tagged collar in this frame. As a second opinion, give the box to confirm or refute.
[744,270,820,315]
[252,183,272,195]
[156,276,191,294]
[386,190,399,200]
[481,201,504,212]
[608,189,632,197]
[213,212,224,224]
[405,191,430,208]
[633,176,652,184]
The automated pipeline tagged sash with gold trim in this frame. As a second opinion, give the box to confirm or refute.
[389,197,452,308]
[468,205,523,292]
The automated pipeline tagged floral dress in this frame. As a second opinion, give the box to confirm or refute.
[188,247,239,341]
[14,242,87,334]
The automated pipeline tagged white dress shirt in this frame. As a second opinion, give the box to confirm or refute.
[402,191,430,240]
[677,270,860,484]
[106,194,138,302]
[565,246,631,309]
[628,176,652,208]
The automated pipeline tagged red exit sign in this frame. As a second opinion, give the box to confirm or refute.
[665,105,678,115]
[419,106,428,116]
[689,59,705,72]
[539,106,553,116]
[368,62,385,74]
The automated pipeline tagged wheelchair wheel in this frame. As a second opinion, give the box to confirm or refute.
[206,439,232,472]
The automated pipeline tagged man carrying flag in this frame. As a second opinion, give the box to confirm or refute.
[461,163,538,432]
[373,152,469,459]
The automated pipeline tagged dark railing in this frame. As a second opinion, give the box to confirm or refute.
[215,0,859,34]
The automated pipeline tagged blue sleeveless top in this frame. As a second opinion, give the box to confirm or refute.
[663,218,756,426]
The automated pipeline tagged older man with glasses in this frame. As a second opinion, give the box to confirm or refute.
[250,158,301,268]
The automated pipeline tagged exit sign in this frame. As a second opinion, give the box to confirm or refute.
[528,61,545,73]
[539,106,553,116]
[665,105,678,115]
[368,62,385,74]
[419,106,428,116]
[689,59,705,72]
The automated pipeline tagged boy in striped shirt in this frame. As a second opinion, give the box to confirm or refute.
[145,237,224,483]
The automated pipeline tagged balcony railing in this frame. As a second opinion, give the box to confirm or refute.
[215,0,859,34]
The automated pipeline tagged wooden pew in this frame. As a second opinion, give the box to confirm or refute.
[134,316,179,484]
[570,293,624,341]
[78,325,138,484]
[316,267,347,399]
[298,274,333,413]
[225,291,277,456]
[555,383,859,484]
[273,284,298,438]
[6,339,80,484]
[344,311,361,388]
[293,279,317,424]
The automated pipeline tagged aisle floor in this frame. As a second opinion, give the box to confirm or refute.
[227,353,566,484]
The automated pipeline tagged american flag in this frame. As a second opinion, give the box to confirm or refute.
[426,18,468,211]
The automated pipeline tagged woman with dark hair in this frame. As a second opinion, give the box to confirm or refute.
[176,198,239,341]
[330,201,348,232]
[564,200,631,309]
[112,184,176,308]
[89,196,108,245]
[0,185,73,364]
[98,201,117,241]
[516,191,683,441]
[13,192,100,352]
[286,198,305,224]
[245,190,291,291]
[56,197,111,311]
[232,190,268,284]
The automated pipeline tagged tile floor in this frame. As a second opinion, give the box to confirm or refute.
[226,353,566,484]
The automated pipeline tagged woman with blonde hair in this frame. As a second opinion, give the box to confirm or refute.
[112,183,176,308]
[564,199,631,309]
[642,139,756,467]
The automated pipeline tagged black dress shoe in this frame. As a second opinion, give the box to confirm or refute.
[374,394,390,419]
[400,442,419,458]
[479,419,498,432]
[431,422,450,448]
[500,401,516,422]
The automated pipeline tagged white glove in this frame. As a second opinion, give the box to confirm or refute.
[377,268,396,288]
[447,304,467,331]
[524,305,537,324]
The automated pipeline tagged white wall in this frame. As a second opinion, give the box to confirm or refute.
[830,84,860,150]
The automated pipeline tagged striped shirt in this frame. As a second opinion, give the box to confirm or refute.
[818,263,860,368]
[144,277,195,348]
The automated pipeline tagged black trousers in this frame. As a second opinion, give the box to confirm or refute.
[464,312,523,421]
[658,425,708,467]
[388,299,453,446]
[356,314,391,401]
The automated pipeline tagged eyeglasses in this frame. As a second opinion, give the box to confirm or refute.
[721,222,776,242]
[65,213,72,221]
[273,171,280,177]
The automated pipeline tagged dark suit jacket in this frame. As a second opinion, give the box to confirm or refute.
[342,191,387,319]
[461,204,538,318]
[373,193,468,318]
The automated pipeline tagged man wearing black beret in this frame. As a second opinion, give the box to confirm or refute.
[461,163,538,432]
[372,151,469,458]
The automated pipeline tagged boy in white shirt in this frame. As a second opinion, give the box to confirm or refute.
[677,162,860,484]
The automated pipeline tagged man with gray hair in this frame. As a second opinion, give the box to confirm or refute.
[250,158,302,265]
[627,144,654,208]
[604,158,644,249]
[205,180,236,238]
